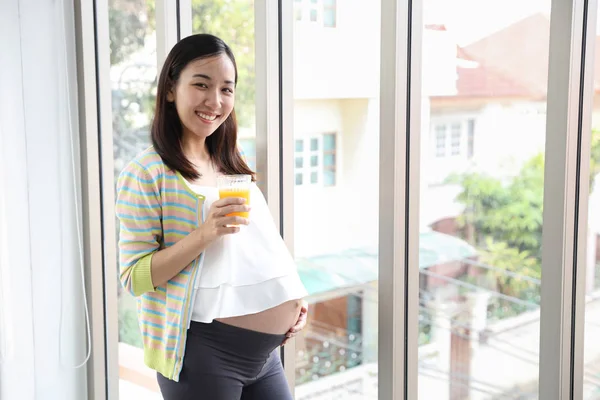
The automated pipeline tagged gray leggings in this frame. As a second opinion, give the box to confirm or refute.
[157,320,293,400]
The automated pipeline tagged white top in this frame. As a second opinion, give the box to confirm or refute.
[183,180,308,322]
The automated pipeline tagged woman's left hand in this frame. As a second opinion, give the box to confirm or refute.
[282,300,308,346]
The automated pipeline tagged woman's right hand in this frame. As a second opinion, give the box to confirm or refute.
[198,197,250,244]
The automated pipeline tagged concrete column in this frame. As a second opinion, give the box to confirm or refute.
[464,291,491,351]
[429,298,453,374]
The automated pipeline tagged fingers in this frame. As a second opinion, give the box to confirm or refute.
[300,301,308,312]
[212,216,250,236]
[220,215,250,226]
[215,204,251,218]
[217,225,241,235]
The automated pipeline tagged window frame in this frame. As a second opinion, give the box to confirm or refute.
[81,0,600,398]
[293,133,338,187]
[431,117,474,159]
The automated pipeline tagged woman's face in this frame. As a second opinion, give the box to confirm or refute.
[168,54,236,140]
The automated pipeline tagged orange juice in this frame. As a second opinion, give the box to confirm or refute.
[218,189,250,218]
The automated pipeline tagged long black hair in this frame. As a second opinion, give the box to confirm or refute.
[151,33,255,180]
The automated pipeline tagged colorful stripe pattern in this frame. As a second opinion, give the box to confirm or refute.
[115,147,205,381]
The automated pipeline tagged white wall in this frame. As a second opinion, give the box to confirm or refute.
[293,0,381,100]
[471,102,546,177]
[293,98,379,257]
[0,1,88,399]
[428,101,546,185]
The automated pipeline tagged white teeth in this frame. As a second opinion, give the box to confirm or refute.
[196,112,217,121]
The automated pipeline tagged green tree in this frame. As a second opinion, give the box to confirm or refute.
[452,153,544,259]
[192,0,256,128]
[478,238,540,297]
[109,0,153,65]
[451,129,600,314]
[454,130,600,259]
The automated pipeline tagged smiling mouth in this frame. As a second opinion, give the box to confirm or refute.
[195,111,219,122]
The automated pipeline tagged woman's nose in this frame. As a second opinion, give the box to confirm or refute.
[204,90,221,109]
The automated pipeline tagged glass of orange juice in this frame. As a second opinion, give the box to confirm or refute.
[217,174,251,219]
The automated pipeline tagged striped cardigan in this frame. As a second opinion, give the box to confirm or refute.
[115,147,207,381]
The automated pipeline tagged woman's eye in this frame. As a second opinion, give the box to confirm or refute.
[223,88,234,94]
[194,83,208,88]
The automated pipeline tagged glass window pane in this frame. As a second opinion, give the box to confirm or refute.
[450,125,461,156]
[323,11,335,28]
[323,154,335,167]
[435,126,446,157]
[309,9,318,22]
[296,173,304,185]
[419,3,550,397]
[296,157,304,168]
[192,0,256,176]
[296,139,305,152]
[583,7,600,399]
[293,0,380,396]
[109,0,157,397]
[110,2,257,397]
[323,170,336,186]
[310,155,319,167]
[467,119,475,158]
[310,137,319,151]
[323,133,336,150]
[323,0,336,28]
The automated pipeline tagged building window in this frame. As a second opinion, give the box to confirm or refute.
[323,133,337,186]
[323,0,337,27]
[293,0,337,27]
[450,123,461,155]
[294,133,337,186]
[433,120,474,159]
[467,119,475,159]
[435,125,446,157]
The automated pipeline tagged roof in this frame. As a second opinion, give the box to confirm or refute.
[454,60,533,98]
[297,230,477,297]
[439,13,600,99]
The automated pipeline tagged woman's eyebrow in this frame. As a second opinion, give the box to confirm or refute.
[192,73,234,85]
[192,73,211,80]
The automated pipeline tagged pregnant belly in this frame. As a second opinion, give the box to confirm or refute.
[215,299,303,335]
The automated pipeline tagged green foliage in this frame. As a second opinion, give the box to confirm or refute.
[453,128,600,262]
[109,0,153,65]
[192,0,256,128]
[109,0,256,131]
[451,153,544,259]
[478,238,540,297]
[451,129,600,318]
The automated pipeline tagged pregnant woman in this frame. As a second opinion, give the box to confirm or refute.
[115,33,308,400]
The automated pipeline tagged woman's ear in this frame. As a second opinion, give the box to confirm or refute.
[166,90,175,102]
